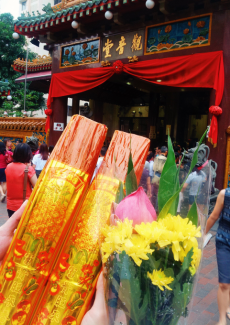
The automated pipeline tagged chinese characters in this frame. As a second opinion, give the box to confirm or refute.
[103,39,114,58]
[131,34,142,52]
[116,36,126,55]
[102,32,143,60]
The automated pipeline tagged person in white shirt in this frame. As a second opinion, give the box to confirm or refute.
[182,166,206,209]
[32,143,49,178]
[92,146,108,181]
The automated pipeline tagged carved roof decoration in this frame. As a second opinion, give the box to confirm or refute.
[0,81,11,97]
[12,55,52,73]
[0,118,46,132]
[14,0,136,37]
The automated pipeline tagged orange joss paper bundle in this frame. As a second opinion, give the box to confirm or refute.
[0,115,107,325]
[31,131,150,325]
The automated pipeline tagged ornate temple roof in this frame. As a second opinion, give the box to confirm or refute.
[0,118,46,133]
[14,0,136,37]
[12,55,52,73]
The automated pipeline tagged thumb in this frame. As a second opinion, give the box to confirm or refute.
[91,271,106,311]
[2,200,28,236]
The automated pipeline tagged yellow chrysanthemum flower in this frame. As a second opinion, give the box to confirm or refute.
[101,219,133,263]
[101,215,201,273]
[122,234,154,266]
[147,269,174,291]
[135,221,163,243]
[158,214,201,240]
[179,238,202,275]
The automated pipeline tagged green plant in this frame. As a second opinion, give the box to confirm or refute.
[0,13,45,115]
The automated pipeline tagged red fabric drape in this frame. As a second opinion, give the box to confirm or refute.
[44,108,53,133]
[46,51,224,144]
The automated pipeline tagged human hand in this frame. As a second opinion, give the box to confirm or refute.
[0,200,27,265]
[81,272,109,325]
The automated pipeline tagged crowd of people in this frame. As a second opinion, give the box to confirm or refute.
[0,138,54,218]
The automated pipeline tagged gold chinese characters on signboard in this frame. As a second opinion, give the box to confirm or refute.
[131,34,142,52]
[116,36,127,55]
[101,30,144,61]
[103,39,114,58]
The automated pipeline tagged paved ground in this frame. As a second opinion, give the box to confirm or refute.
[188,232,228,325]
[0,200,8,226]
[0,202,227,325]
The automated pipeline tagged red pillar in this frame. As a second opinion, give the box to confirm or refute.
[208,10,230,189]
[49,97,68,146]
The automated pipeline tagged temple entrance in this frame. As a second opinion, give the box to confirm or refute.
[68,73,210,150]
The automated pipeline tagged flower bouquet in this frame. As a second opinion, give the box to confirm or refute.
[99,131,211,325]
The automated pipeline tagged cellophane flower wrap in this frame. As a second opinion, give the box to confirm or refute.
[99,131,211,325]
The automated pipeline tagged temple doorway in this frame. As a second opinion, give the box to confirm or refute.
[68,73,210,150]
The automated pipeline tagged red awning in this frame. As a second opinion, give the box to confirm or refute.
[15,71,51,83]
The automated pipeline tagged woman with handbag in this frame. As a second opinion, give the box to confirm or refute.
[0,142,13,202]
[5,143,37,218]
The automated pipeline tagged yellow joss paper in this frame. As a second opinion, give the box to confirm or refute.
[31,131,150,325]
[0,115,107,325]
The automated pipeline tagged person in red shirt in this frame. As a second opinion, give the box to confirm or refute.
[0,142,13,202]
[5,143,37,218]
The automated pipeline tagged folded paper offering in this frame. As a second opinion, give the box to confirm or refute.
[31,131,150,325]
[0,115,107,325]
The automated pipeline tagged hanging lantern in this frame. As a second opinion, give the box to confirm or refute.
[105,11,113,20]
[71,21,79,29]
[12,32,19,39]
[7,95,12,101]
[145,0,155,9]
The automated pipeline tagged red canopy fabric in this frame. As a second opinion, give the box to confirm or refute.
[46,51,224,146]
[47,51,224,108]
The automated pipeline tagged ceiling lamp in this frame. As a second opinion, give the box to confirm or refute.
[12,32,19,39]
[105,11,113,20]
[71,21,79,29]
[145,0,155,9]
[7,95,12,101]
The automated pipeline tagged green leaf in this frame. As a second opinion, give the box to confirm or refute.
[147,254,162,270]
[73,249,88,264]
[158,134,180,216]
[118,253,148,325]
[73,251,83,264]
[176,248,193,283]
[158,129,207,219]
[70,299,84,310]
[187,201,198,226]
[125,152,138,196]
[115,181,125,204]
[39,237,45,250]
[167,281,193,325]
[82,249,88,262]
[164,268,174,280]
[25,284,39,295]
[30,239,40,252]
[25,232,34,241]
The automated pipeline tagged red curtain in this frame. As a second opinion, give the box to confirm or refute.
[46,51,224,145]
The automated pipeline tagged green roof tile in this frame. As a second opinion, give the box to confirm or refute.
[15,0,135,33]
